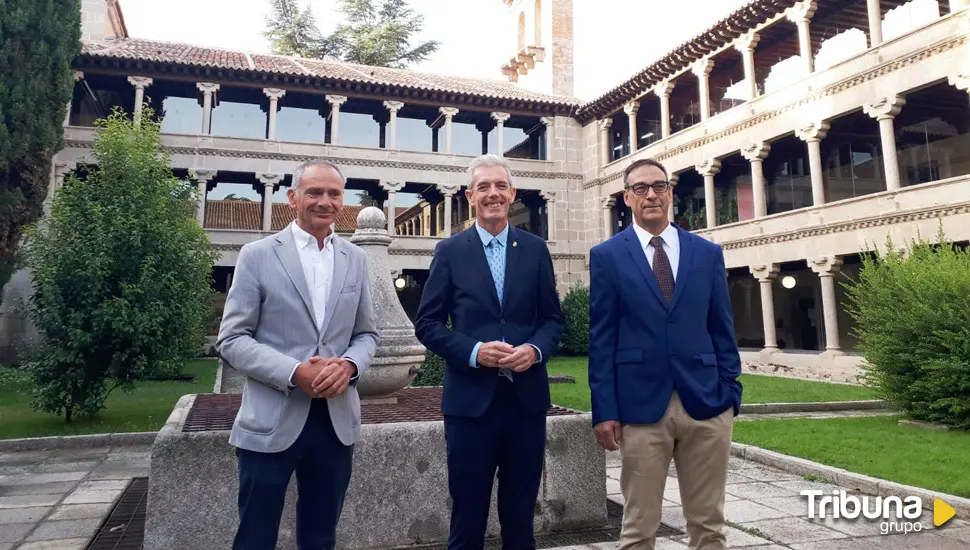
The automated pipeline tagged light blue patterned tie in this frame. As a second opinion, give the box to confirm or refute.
[487,238,512,381]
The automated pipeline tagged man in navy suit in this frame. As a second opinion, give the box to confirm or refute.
[588,158,742,550]
[415,154,564,550]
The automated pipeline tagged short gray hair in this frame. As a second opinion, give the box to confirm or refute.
[291,159,346,194]
[467,154,513,188]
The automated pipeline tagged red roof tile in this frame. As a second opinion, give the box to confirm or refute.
[77,38,580,110]
[204,201,407,233]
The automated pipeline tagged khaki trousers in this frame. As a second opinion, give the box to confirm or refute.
[618,392,734,550]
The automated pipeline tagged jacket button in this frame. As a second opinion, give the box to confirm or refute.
[500,319,506,325]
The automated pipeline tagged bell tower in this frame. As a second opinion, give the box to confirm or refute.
[499,0,574,98]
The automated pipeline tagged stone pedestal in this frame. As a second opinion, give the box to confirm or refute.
[143,391,608,550]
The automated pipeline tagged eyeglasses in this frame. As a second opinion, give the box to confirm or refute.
[626,181,671,195]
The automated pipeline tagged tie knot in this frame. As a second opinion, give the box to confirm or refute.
[650,236,664,248]
[489,237,501,248]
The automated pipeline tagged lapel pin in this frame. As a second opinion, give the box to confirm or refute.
[513,241,518,247]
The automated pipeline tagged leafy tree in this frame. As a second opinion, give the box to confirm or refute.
[264,0,440,68]
[357,190,379,207]
[0,0,81,290]
[843,226,970,429]
[20,106,218,422]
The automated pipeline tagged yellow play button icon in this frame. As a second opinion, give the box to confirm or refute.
[934,499,956,527]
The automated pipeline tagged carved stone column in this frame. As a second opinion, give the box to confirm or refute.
[263,88,286,140]
[542,190,558,242]
[326,95,348,144]
[668,174,679,222]
[197,83,220,135]
[601,196,615,241]
[439,184,459,237]
[624,101,639,153]
[654,81,674,139]
[439,107,458,153]
[381,181,405,236]
[128,76,153,125]
[795,120,830,206]
[692,59,715,121]
[491,112,510,156]
[750,264,780,350]
[742,142,771,218]
[383,101,404,149]
[810,256,844,352]
[192,169,217,225]
[258,173,283,231]
[540,117,554,159]
[734,32,761,101]
[696,159,721,229]
[867,0,883,47]
[599,118,613,166]
[787,1,818,75]
[863,95,906,191]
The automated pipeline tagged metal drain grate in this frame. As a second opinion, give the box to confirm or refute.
[85,477,147,550]
[183,388,579,432]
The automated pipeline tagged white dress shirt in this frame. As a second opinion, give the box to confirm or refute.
[632,221,681,281]
[288,221,335,385]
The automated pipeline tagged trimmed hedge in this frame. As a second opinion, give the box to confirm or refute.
[843,229,970,430]
[560,281,590,355]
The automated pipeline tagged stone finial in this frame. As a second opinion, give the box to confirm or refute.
[863,95,906,121]
[349,206,427,401]
[796,120,831,142]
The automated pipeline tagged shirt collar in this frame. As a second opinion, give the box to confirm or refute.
[291,221,334,250]
[632,221,679,249]
[474,221,509,247]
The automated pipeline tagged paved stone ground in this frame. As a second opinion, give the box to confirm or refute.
[0,445,150,550]
[2,444,969,549]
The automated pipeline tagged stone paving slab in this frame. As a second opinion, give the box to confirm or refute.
[0,445,151,549]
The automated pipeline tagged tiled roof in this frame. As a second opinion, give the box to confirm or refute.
[575,0,794,122]
[204,201,407,233]
[76,38,581,114]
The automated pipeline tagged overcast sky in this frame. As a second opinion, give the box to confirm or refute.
[117,0,756,101]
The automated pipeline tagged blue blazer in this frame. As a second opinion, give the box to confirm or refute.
[588,224,743,427]
[415,225,564,418]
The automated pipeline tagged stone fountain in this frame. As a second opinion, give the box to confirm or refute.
[144,208,608,550]
[350,206,426,403]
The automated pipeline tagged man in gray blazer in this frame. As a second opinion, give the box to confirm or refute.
[216,159,378,550]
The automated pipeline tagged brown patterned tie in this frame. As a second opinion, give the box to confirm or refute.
[650,236,675,302]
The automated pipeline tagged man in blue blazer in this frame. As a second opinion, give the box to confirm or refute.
[415,154,564,550]
[588,158,742,550]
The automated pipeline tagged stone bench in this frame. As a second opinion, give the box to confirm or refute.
[144,388,608,550]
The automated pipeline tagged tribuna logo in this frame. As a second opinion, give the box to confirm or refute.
[802,490,923,535]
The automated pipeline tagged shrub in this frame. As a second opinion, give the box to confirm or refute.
[843,227,970,429]
[559,280,590,355]
[19,106,219,422]
[411,318,450,386]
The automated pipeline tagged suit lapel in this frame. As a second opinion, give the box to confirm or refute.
[501,227,519,310]
[465,228,501,312]
[621,225,669,311]
[274,228,317,329]
[319,235,349,337]
[669,226,694,312]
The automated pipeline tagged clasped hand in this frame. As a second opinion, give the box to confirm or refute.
[293,357,356,399]
[477,341,536,373]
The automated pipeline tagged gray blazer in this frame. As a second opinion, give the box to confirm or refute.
[216,226,378,453]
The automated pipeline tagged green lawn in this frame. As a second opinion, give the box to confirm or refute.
[548,356,877,412]
[734,415,970,498]
[0,359,218,440]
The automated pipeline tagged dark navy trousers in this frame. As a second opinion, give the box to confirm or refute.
[444,377,547,550]
[232,397,353,550]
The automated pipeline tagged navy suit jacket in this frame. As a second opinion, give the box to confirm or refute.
[588,223,743,427]
[415,224,564,418]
